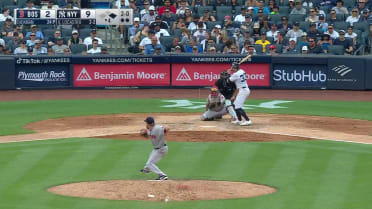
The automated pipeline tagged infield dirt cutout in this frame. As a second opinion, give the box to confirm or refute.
[2,113,372,201]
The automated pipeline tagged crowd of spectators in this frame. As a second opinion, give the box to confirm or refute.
[0,0,371,56]
[116,0,372,55]
[0,0,109,55]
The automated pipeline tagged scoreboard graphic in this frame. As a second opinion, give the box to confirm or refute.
[14,9,133,25]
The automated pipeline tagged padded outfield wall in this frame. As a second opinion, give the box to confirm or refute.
[0,55,370,90]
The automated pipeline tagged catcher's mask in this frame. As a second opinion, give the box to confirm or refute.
[220,70,229,78]
[231,62,239,70]
[210,87,218,97]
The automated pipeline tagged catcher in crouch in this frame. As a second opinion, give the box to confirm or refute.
[200,87,227,121]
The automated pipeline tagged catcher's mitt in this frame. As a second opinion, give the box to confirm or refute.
[209,103,217,109]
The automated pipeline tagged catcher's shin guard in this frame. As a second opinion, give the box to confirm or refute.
[227,105,237,119]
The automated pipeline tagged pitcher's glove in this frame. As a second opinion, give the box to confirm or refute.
[140,129,147,137]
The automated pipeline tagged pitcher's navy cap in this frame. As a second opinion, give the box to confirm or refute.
[144,117,155,124]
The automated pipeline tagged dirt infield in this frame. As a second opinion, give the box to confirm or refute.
[1,89,372,201]
[48,180,276,201]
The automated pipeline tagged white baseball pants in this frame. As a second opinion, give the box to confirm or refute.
[145,146,168,176]
[234,88,250,109]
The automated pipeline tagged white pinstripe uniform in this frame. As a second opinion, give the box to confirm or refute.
[229,69,250,109]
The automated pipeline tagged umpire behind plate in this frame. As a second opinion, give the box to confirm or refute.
[215,71,238,122]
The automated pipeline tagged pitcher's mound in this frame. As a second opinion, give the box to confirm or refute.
[48,180,276,201]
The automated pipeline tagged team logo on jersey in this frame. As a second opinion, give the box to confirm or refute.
[176,67,192,81]
[76,68,92,81]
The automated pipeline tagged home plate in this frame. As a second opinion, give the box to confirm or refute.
[200,126,217,128]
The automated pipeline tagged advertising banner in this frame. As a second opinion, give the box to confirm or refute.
[15,65,70,88]
[272,64,327,89]
[0,57,15,90]
[366,59,372,90]
[172,63,270,87]
[327,58,365,90]
[73,64,170,87]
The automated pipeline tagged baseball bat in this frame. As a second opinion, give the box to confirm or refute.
[238,54,252,64]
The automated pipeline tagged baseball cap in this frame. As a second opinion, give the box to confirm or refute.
[224,15,231,20]
[234,28,241,33]
[91,29,97,33]
[362,8,369,13]
[253,22,260,28]
[155,16,162,20]
[302,46,308,51]
[339,29,345,34]
[214,24,221,29]
[134,17,140,22]
[245,14,252,18]
[289,37,297,42]
[144,117,155,124]
[72,30,78,34]
[294,21,300,26]
[31,25,37,28]
[175,45,181,49]
[319,14,325,19]
[310,23,316,27]
[35,39,41,44]
[5,17,12,22]
[248,6,253,10]
[57,37,63,40]
[149,5,155,10]
[148,30,155,34]
[192,45,198,49]
[301,32,307,36]
[241,6,246,10]
[269,44,276,49]
[155,45,162,50]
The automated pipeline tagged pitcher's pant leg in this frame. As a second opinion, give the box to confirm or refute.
[145,148,167,176]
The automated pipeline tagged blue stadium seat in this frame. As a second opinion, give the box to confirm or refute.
[327,45,344,55]
[216,6,233,21]
[70,44,87,54]
[160,35,175,52]
[333,21,349,31]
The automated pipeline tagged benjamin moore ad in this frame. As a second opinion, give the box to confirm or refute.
[272,64,327,89]
[171,63,270,86]
[15,65,70,88]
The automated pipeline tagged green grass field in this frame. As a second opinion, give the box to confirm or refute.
[0,98,371,209]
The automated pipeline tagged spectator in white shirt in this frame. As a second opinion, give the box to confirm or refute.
[115,0,129,8]
[324,24,339,40]
[0,8,14,22]
[346,8,360,26]
[234,7,248,23]
[83,29,103,46]
[266,23,279,41]
[87,39,101,54]
[154,23,170,38]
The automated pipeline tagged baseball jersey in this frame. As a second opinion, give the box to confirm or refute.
[147,125,167,149]
[229,69,249,89]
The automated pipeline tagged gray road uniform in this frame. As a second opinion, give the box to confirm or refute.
[144,125,168,176]
[201,92,227,120]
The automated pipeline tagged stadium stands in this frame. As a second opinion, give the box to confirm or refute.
[0,0,370,56]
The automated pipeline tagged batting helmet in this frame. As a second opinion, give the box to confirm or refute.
[232,62,239,70]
